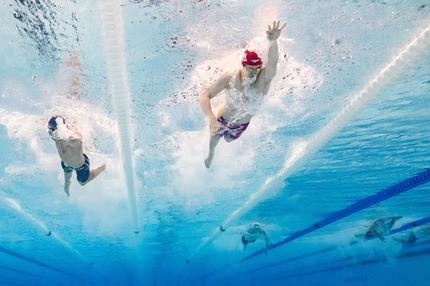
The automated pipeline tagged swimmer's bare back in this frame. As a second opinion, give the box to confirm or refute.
[55,132,84,168]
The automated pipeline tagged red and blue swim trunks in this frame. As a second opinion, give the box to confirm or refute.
[216,117,250,141]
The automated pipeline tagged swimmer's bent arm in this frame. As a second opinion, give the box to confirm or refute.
[198,73,231,120]
[199,73,231,136]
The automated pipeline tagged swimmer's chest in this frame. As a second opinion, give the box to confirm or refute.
[56,139,82,155]
[225,86,264,110]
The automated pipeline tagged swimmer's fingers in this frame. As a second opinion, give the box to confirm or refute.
[280,22,287,31]
[274,21,286,32]
[267,23,275,35]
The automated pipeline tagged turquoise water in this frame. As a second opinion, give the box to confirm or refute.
[1,0,430,285]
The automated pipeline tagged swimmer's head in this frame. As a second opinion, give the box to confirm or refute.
[242,50,262,68]
[241,50,262,83]
[48,116,67,140]
[48,116,65,133]
[408,233,417,244]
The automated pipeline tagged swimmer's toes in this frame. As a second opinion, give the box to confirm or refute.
[204,158,210,168]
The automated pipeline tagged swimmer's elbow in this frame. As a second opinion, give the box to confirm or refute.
[198,91,211,104]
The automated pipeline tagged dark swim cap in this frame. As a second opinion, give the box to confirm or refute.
[47,116,65,135]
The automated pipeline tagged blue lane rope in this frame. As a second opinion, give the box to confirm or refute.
[390,216,430,235]
[248,214,430,274]
[250,216,430,273]
[239,168,430,262]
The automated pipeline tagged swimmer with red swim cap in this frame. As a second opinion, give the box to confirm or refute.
[199,20,286,168]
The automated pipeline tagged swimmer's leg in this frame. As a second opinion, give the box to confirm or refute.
[89,164,106,182]
[64,171,72,197]
[80,164,106,185]
[204,135,221,168]
[224,134,234,143]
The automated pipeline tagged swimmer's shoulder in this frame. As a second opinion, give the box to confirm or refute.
[71,131,82,140]
[219,71,235,87]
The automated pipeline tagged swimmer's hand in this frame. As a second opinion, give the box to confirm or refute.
[209,115,220,136]
[267,20,286,42]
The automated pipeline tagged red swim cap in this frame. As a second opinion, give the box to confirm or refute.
[241,50,262,67]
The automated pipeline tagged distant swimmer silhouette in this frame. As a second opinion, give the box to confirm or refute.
[358,216,402,241]
[241,223,270,254]
[48,55,105,197]
[394,225,430,246]
[198,20,286,168]
[394,232,417,246]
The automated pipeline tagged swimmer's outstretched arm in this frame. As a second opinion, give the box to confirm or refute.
[262,20,286,82]
[65,53,83,100]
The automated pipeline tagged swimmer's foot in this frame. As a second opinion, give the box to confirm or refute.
[64,185,70,197]
[204,155,213,168]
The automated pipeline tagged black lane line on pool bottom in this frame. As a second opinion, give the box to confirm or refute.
[0,246,84,281]
[276,243,430,280]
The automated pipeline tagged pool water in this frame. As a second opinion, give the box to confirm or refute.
[0,0,429,285]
